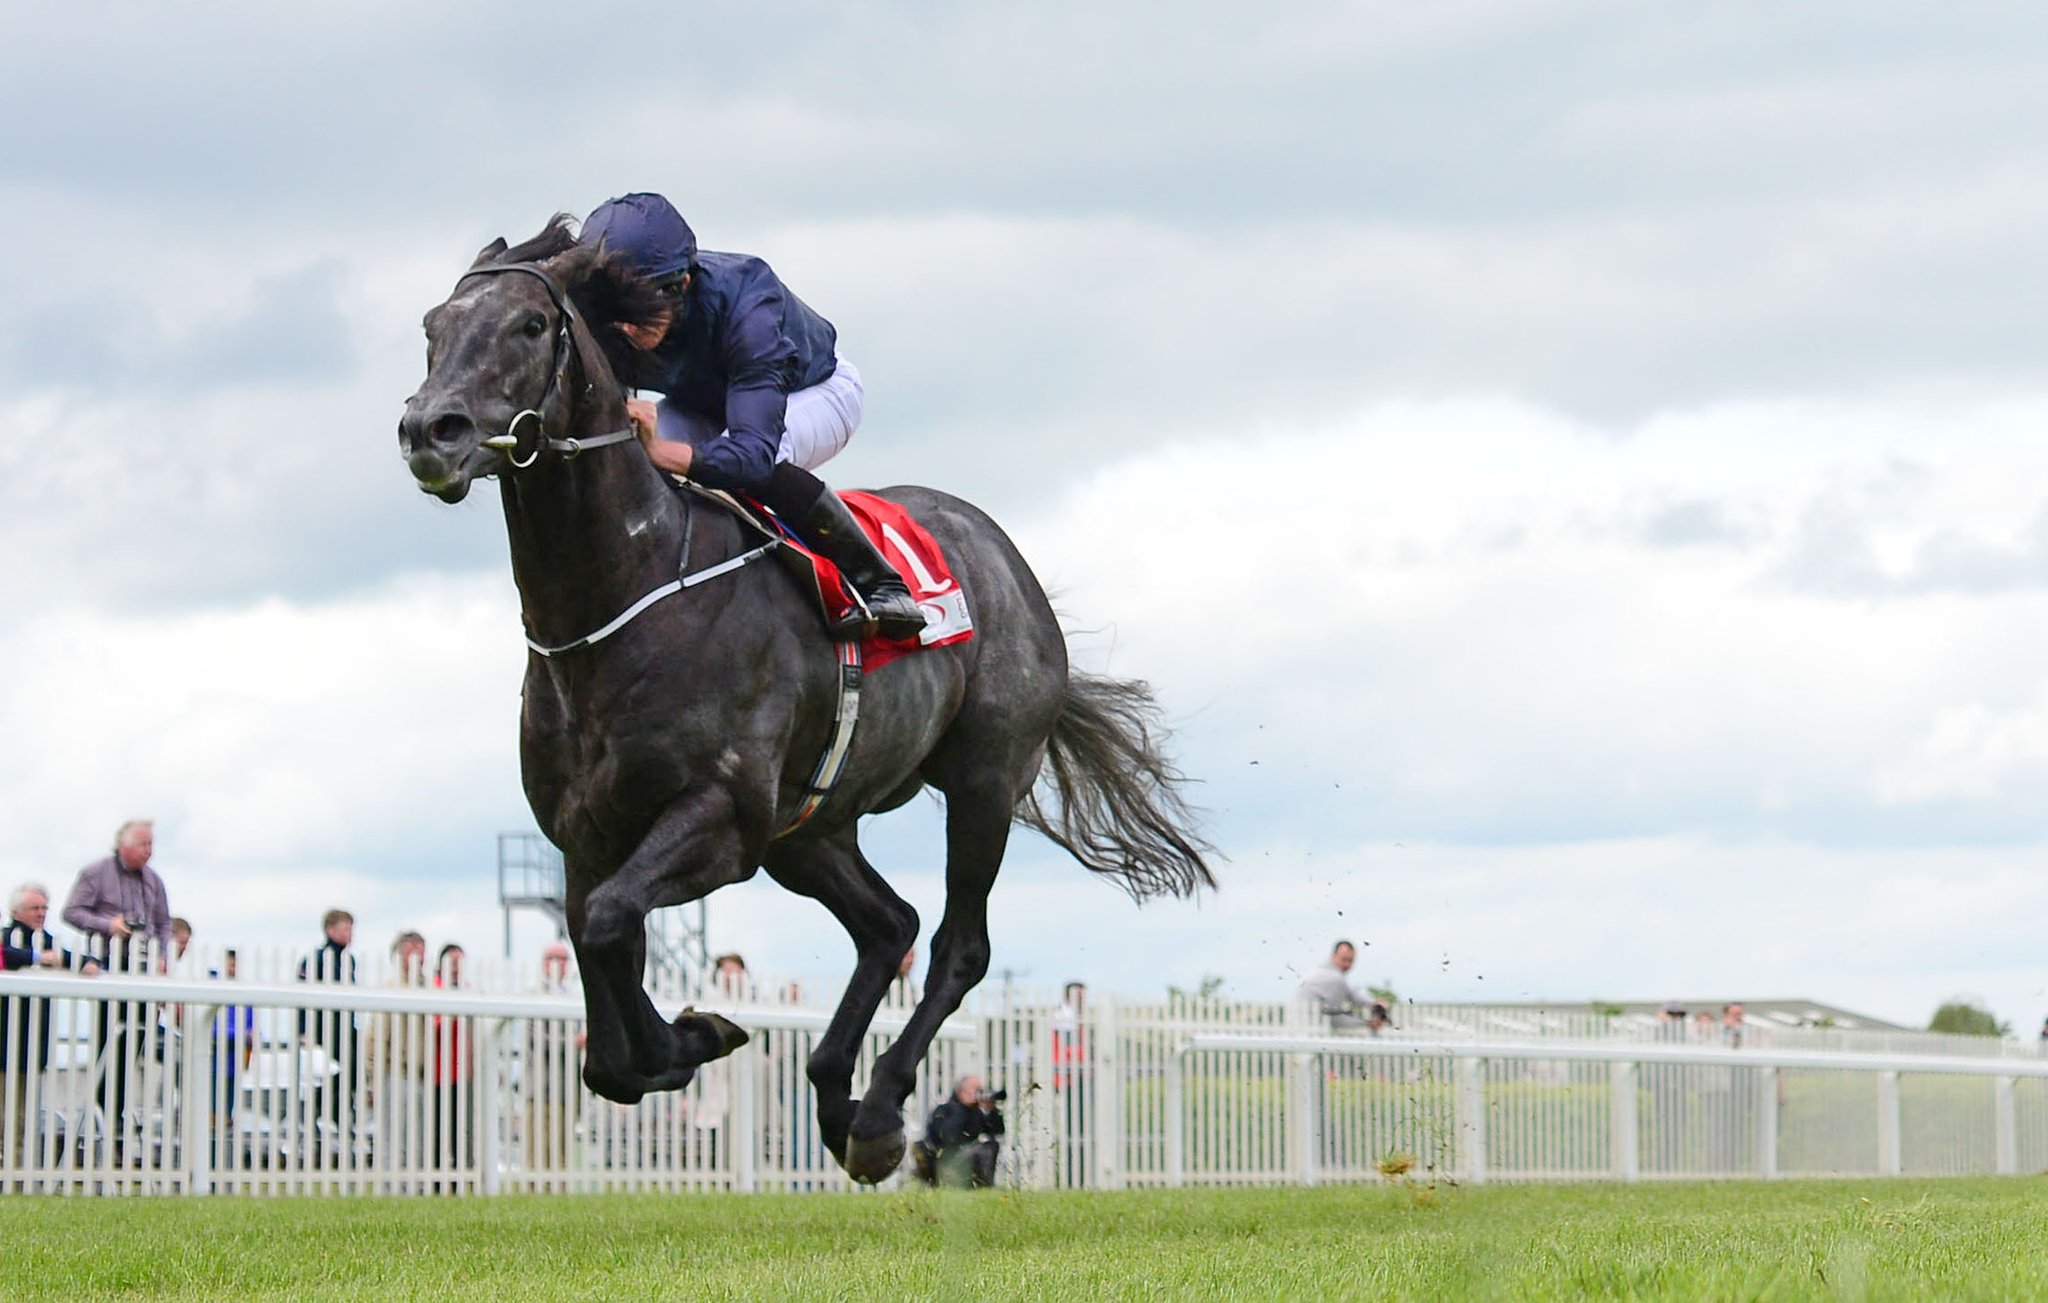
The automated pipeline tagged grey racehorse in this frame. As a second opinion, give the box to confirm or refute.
[398,218,1214,1182]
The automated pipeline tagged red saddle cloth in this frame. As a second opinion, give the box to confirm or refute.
[764,491,975,670]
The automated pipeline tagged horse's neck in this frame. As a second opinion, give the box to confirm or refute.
[499,409,687,647]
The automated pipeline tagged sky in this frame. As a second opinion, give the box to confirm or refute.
[5,1,2048,1030]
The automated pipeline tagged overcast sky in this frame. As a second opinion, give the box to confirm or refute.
[6,2,2048,1030]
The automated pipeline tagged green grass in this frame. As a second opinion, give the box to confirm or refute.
[4,1178,2047,1299]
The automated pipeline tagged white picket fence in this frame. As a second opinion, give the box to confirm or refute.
[3,948,2045,1195]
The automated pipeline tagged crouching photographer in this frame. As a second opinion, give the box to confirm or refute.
[913,1074,1005,1188]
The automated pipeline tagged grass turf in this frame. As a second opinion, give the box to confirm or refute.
[4,1178,2046,1299]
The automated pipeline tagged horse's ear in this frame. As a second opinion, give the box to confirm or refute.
[541,240,603,290]
[470,237,510,269]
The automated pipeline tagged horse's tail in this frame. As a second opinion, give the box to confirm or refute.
[1015,670,1218,901]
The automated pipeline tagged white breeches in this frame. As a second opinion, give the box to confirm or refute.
[654,356,864,472]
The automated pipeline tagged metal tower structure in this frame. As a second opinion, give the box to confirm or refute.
[496,831,709,992]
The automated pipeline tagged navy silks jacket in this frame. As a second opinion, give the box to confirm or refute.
[608,251,839,495]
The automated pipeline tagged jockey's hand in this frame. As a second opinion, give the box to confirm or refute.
[626,397,658,444]
[643,437,694,478]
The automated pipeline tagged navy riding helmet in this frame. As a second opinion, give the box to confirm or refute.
[582,193,698,281]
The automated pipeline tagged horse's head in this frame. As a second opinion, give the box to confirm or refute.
[400,216,665,502]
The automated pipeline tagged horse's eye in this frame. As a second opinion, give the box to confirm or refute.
[522,314,548,339]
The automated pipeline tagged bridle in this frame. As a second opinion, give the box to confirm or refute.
[455,261,637,469]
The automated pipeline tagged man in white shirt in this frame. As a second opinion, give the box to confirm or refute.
[1297,940,1374,1030]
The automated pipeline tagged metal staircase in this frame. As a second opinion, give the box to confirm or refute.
[496,832,709,993]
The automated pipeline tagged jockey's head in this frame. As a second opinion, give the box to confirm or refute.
[584,193,696,285]
[584,193,694,350]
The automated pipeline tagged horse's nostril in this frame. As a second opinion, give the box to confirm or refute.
[428,413,472,445]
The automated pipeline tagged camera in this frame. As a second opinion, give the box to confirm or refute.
[979,1087,1007,1103]
[122,915,147,932]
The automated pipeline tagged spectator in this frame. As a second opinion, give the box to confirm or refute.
[209,949,254,1159]
[890,945,921,1006]
[526,942,577,1176]
[1296,941,1374,1030]
[1,883,96,1179]
[538,941,572,994]
[297,909,360,1160]
[1722,1002,1746,1050]
[1052,981,1087,1088]
[390,930,428,985]
[712,952,751,1000]
[913,1073,1005,1188]
[430,944,473,1190]
[62,819,173,966]
[366,930,430,1173]
[170,917,192,961]
[691,953,749,1162]
[62,819,173,1159]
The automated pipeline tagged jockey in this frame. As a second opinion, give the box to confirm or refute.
[581,192,926,642]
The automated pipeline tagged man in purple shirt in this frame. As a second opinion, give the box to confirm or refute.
[62,819,172,1162]
[63,820,173,964]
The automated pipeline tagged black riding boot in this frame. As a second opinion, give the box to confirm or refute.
[763,464,928,641]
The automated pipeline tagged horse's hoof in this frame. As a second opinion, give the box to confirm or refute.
[843,1129,906,1185]
[702,1012,750,1057]
[674,1007,750,1061]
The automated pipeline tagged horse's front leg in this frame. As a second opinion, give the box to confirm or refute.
[569,786,755,1104]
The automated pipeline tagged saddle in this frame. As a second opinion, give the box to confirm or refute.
[688,483,975,670]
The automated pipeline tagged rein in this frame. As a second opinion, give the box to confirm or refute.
[523,488,783,658]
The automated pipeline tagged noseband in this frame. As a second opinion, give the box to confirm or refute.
[455,262,637,469]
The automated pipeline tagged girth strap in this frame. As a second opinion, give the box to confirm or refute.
[777,639,864,837]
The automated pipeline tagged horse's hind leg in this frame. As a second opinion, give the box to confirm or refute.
[571,787,755,1104]
[762,831,919,1164]
[842,777,1014,1183]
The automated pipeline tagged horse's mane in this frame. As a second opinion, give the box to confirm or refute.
[493,214,670,371]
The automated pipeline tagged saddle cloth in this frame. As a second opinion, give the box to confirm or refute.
[752,491,975,670]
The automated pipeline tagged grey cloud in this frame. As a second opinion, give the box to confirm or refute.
[8,3,2047,229]
[4,3,2048,606]
[1638,498,1759,549]
[1778,505,2048,599]
[1,261,357,392]
[1770,457,2048,599]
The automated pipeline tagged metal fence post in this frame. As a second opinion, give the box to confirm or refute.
[1876,1071,1901,1176]
[476,1019,503,1196]
[1165,1043,1186,1188]
[1291,1052,1318,1188]
[1756,1066,1779,1179]
[1456,1053,1487,1185]
[1093,995,1123,1190]
[735,1039,759,1193]
[1609,1060,1638,1182]
[1995,1075,2017,1175]
[179,1001,214,1196]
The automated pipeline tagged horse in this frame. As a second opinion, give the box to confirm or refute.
[397,217,1214,1182]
